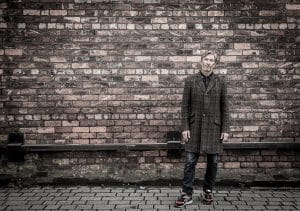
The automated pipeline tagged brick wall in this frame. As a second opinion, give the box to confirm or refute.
[0,0,299,184]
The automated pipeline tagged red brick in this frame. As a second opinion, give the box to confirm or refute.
[62,121,79,127]
[90,127,106,133]
[37,127,55,134]
[78,133,96,139]
[23,9,40,15]
[275,162,291,168]
[72,127,89,133]
[72,139,89,144]
[258,162,276,168]
[50,10,67,16]
[224,162,240,168]
[143,151,159,157]
[241,162,257,168]
[55,127,72,133]
[261,150,277,155]
[5,49,23,56]
[44,121,61,127]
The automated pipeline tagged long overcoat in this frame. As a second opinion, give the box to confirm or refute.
[181,73,229,154]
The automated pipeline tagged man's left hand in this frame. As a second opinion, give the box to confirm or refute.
[220,133,229,142]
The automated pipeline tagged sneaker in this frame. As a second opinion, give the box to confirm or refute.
[202,189,213,205]
[175,193,193,208]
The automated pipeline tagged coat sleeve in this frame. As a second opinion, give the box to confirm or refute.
[220,79,230,133]
[181,77,191,132]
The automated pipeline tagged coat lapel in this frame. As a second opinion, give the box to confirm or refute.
[206,73,216,93]
[196,72,217,93]
[196,74,206,92]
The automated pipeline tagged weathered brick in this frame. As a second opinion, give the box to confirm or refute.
[258,162,276,168]
[38,127,55,134]
[208,11,224,16]
[90,127,106,133]
[5,49,23,56]
[72,127,89,133]
[0,0,298,183]
[286,4,300,10]
[224,162,240,168]
[234,43,251,49]
[259,10,276,16]
[50,57,66,62]
[23,9,40,15]
[50,10,67,16]
[241,162,258,168]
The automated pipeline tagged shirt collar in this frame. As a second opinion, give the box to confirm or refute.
[200,72,213,78]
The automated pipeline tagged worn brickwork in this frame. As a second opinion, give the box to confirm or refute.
[0,0,299,183]
[1,0,299,144]
[1,150,299,184]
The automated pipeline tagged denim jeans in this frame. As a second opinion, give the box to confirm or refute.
[182,152,218,196]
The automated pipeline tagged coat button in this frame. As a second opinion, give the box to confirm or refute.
[202,114,205,117]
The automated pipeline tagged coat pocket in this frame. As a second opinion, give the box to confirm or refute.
[214,119,221,126]
[189,113,196,125]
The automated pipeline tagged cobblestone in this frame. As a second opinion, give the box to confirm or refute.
[0,186,299,210]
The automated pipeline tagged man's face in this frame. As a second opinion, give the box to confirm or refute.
[200,54,216,76]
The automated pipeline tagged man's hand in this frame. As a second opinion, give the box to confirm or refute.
[220,133,229,142]
[182,130,191,142]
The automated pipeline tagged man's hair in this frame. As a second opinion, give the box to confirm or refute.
[201,50,220,63]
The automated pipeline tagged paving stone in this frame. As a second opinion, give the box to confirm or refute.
[44,205,61,209]
[108,200,130,205]
[115,204,137,209]
[0,206,7,210]
[116,193,129,196]
[281,205,297,209]
[231,200,247,205]
[29,205,46,209]
[95,192,116,197]
[76,204,93,209]
[72,200,87,205]
[67,196,81,201]
[138,204,154,209]
[235,205,252,209]
[56,200,73,205]
[0,186,299,210]
[43,200,58,205]
[86,200,108,205]
[154,204,171,209]
[81,196,102,201]
[4,200,27,206]
[92,204,115,209]
[27,200,44,205]
[123,196,144,201]
[129,193,142,197]
[251,205,267,209]
[213,205,237,209]
[102,196,122,201]
[130,200,146,205]
[6,207,31,211]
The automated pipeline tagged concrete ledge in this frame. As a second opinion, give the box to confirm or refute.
[0,142,300,152]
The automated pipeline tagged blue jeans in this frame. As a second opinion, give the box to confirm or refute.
[182,152,218,196]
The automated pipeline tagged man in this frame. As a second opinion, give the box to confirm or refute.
[175,51,229,208]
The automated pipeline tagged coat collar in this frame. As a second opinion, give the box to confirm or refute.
[196,72,217,93]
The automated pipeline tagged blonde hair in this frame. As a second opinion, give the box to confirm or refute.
[201,50,219,63]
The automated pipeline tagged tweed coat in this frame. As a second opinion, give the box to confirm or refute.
[181,73,229,154]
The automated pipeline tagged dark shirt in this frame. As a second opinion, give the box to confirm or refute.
[201,72,212,89]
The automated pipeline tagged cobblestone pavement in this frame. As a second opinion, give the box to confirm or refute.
[0,186,299,210]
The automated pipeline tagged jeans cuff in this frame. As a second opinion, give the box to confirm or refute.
[182,188,193,196]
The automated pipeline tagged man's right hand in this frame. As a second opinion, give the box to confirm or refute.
[182,130,191,142]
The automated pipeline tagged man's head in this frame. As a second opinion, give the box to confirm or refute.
[200,51,219,76]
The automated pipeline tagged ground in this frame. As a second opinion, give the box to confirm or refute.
[0,186,299,210]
